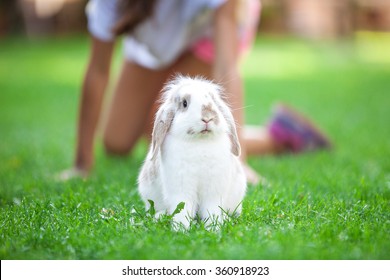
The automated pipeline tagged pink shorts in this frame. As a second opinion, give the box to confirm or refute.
[191,0,261,64]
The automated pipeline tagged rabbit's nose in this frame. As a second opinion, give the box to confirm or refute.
[202,118,213,124]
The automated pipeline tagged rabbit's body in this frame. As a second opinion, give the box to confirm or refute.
[138,76,246,229]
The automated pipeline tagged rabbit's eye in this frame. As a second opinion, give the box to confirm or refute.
[178,95,190,111]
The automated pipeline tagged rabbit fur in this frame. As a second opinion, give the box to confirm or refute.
[138,76,247,229]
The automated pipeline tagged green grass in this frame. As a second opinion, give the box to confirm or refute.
[0,33,389,259]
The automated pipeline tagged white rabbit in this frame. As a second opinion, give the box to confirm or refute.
[138,75,247,229]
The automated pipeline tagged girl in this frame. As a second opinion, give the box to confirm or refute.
[60,0,331,184]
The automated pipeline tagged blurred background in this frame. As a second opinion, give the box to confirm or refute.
[1,0,390,39]
[1,0,389,261]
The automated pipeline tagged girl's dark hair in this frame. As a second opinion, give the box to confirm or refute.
[112,0,157,36]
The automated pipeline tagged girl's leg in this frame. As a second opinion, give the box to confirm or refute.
[103,60,169,155]
[244,126,283,155]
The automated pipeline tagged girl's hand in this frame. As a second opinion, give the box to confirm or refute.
[56,167,88,181]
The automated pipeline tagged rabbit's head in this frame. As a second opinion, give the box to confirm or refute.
[151,75,241,160]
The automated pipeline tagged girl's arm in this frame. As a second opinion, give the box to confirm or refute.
[213,0,246,160]
[213,0,262,184]
[74,37,115,174]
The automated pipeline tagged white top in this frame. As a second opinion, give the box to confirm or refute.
[86,0,226,69]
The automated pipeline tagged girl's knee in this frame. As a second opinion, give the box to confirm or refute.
[103,135,132,156]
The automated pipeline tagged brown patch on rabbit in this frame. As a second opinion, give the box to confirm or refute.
[187,128,195,135]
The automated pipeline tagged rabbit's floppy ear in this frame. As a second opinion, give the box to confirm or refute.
[211,92,241,157]
[150,75,183,161]
[151,104,175,161]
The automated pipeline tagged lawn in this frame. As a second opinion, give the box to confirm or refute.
[0,33,389,259]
